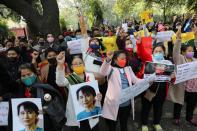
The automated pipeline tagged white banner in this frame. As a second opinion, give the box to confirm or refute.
[119,80,150,104]
[175,61,197,84]
[67,39,83,54]
[156,31,175,42]
[0,102,9,126]
[122,23,128,32]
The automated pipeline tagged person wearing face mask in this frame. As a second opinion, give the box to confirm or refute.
[8,63,66,131]
[19,38,32,63]
[100,50,146,131]
[168,27,197,127]
[56,53,102,131]
[135,33,174,131]
[5,47,24,81]
[125,37,142,75]
[75,29,83,39]
[38,48,69,101]
[46,33,60,52]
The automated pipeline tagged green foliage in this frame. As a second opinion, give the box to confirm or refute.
[187,0,197,12]
[0,20,13,43]
[60,17,67,31]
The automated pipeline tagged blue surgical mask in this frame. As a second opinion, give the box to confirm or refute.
[21,74,37,86]
[90,44,100,50]
[76,35,82,39]
[153,53,164,61]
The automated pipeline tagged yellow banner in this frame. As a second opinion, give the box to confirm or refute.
[172,32,195,44]
[139,10,153,24]
[97,36,118,52]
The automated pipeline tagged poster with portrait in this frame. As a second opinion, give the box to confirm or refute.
[11,98,44,131]
[70,81,102,122]
[144,62,175,82]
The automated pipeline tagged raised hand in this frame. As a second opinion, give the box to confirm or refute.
[106,51,114,61]
[56,51,65,65]
[135,32,142,44]
[176,27,182,40]
[31,51,39,59]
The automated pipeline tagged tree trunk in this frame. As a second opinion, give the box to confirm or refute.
[0,0,60,37]
[163,6,166,23]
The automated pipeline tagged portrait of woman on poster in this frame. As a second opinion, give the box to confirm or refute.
[76,85,102,121]
[17,101,43,131]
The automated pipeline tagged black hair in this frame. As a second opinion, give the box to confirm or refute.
[181,44,195,54]
[76,85,96,100]
[6,47,20,55]
[19,38,27,43]
[111,50,127,67]
[153,44,166,53]
[75,29,81,35]
[19,63,38,77]
[44,47,57,58]
[17,101,39,116]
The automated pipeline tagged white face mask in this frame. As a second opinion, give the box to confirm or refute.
[47,37,54,43]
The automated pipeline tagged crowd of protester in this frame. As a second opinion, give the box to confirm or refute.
[0,13,197,131]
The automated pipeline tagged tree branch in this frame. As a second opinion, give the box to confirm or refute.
[0,0,42,28]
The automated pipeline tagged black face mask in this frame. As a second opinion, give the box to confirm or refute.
[21,46,27,51]
[48,58,57,65]
[39,42,45,46]
[59,39,64,43]
[8,57,18,63]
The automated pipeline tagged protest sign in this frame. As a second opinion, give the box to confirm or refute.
[122,23,128,32]
[12,98,44,131]
[175,61,197,84]
[97,36,118,52]
[144,62,175,82]
[70,81,102,121]
[119,74,156,104]
[139,10,153,24]
[156,31,175,42]
[67,39,83,54]
[83,52,101,73]
[172,32,195,44]
[0,102,9,126]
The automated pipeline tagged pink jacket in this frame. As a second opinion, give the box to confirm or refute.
[100,60,142,120]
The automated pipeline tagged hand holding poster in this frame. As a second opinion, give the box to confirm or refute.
[175,61,197,84]
[83,52,101,73]
[119,74,156,104]
[144,62,175,82]
[12,98,44,131]
[0,102,9,126]
[67,39,83,54]
[70,81,102,121]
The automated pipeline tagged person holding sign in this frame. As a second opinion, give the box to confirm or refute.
[100,50,146,131]
[136,33,174,131]
[9,63,66,131]
[17,101,43,131]
[169,26,197,126]
[56,52,102,131]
